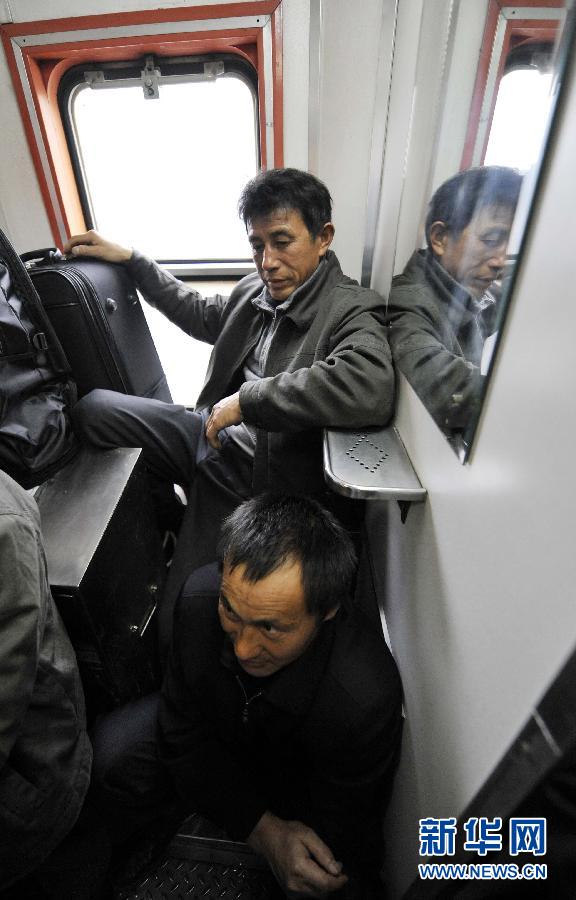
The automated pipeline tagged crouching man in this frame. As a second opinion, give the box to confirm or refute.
[92,494,403,898]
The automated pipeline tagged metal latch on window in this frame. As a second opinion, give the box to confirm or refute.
[141,56,160,99]
[140,56,224,97]
[85,57,226,98]
[84,70,106,88]
[199,61,225,80]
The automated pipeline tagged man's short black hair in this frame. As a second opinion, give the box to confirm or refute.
[238,168,333,238]
[425,166,523,247]
[219,494,357,618]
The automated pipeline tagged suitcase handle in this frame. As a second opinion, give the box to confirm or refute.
[21,248,64,266]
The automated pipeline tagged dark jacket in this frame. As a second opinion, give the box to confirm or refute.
[158,564,403,873]
[0,470,91,890]
[128,250,394,493]
[386,249,489,432]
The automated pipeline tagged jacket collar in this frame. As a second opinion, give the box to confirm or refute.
[422,249,479,333]
[251,252,327,318]
[280,251,349,331]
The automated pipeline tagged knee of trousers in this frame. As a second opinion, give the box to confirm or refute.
[71,389,120,445]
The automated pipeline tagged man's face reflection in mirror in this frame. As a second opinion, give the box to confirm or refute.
[424,166,523,300]
[428,203,515,299]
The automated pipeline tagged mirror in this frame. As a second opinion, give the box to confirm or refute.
[387,0,572,462]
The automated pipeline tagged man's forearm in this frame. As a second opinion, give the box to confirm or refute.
[126,249,227,342]
[239,343,394,434]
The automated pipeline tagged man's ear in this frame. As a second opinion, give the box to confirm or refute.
[429,221,449,258]
[317,222,335,257]
[322,605,339,622]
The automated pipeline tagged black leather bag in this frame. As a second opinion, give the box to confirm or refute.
[0,231,78,488]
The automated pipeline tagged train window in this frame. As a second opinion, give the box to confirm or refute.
[484,43,554,171]
[59,56,259,264]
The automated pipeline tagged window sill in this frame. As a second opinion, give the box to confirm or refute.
[161,262,256,279]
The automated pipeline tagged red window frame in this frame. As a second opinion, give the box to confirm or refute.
[0,2,283,246]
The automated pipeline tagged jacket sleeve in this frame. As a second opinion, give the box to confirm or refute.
[387,287,484,430]
[306,690,402,871]
[158,625,270,841]
[126,250,229,344]
[239,289,394,431]
[0,511,44,768]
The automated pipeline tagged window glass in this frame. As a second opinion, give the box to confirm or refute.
[484,68,553,172]
[69,70,258,260]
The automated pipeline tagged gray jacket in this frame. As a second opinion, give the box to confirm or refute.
[0,470,91,889]
[128,250,394,493]
[386,249,489,432]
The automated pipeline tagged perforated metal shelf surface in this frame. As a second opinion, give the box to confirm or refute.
[323,426,426,502]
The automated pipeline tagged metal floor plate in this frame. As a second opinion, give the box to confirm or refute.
[116,855,277,899]
[114,821,278,900]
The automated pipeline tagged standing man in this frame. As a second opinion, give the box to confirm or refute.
[65,168,394,654]
[386,166,522,437]
[91,494,403,899]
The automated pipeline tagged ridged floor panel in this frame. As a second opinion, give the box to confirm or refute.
[117,855,276,899]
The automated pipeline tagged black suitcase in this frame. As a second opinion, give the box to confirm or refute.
[23,249,172,402]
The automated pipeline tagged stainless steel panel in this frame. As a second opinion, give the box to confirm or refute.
[35,446,142,588]
[33,445,163,714]
[323,426,426,501]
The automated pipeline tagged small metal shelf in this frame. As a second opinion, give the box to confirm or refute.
[323,425,426,503]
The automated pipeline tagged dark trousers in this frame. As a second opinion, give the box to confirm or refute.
[89,692,180,845]
[72,389,253,658]
[87,564,223,845]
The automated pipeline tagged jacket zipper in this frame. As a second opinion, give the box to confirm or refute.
[235,675,262,726]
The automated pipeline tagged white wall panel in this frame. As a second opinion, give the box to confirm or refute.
[282,0,310,170]
[0,48,52,248]
[429,0,487,196]
[312,0,387,281]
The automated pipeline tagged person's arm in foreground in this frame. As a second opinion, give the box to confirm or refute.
[0,508,43,767]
